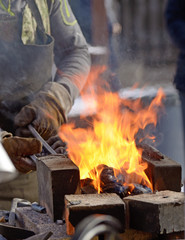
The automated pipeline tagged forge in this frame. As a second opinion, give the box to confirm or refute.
[1,86,185,240]
[63,142,182,235]
[11,143,184,240]
[13,130,184,238]
[80,142,181,196]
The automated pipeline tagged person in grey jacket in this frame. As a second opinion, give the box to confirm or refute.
[165,0,185,165]
[104,0,122,91]
[104,0,122,36]
[0,0,90,209]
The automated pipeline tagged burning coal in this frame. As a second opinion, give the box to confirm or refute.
[59,66,165,196]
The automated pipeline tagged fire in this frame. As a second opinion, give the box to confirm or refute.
[59,66,165,194]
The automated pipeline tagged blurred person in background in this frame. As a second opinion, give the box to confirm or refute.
[104,0,123,92]
[0,0,90,210]
[70,0,92,44]
[165,0,185,154]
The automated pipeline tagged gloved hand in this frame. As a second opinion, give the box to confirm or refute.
[47,134,68,155]
[2,136,42,173]
[14,82,71,140]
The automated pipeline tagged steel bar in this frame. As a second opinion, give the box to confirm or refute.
[28,124,56,155]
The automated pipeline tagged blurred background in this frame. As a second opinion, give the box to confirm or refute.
[70,0,184,182]
[70,0,177,88]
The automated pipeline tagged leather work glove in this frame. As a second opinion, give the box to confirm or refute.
[14,82,72,140]
[47,134,68,155]
[2,135,42,173]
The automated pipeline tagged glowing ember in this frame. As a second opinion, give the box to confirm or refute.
[59,66,165,194]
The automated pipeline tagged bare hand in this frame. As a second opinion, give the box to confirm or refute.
[112,22,122,35]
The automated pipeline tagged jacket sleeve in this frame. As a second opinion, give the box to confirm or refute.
[104,0,120,25]
[48,0,91,106]
[165,0,185,51]
[0,131,12,139]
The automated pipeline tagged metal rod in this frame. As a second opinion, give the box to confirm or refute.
[28,124,56,155]
[29,154,38,164]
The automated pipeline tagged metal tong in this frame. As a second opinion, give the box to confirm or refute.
[28,124,56,163]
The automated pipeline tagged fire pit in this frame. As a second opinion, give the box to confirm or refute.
[56,81,183,238]
[59,84,181,194]
[10,77,185,239]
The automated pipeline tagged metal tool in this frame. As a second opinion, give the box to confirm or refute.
[9,198,31,226]
[31,202,46,213]
[28,125,56,155]
[29,154,38,164]
[71,214,122,240]
[28,124,57,163]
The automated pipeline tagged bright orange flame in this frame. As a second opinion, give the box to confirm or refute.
[59,66,165,193]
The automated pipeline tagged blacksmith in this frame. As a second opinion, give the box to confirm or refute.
[0,0,90,209]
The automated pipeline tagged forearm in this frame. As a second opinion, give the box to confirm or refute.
[104,0,119,24]
[54,47,91,102]
[50,0,91,106]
